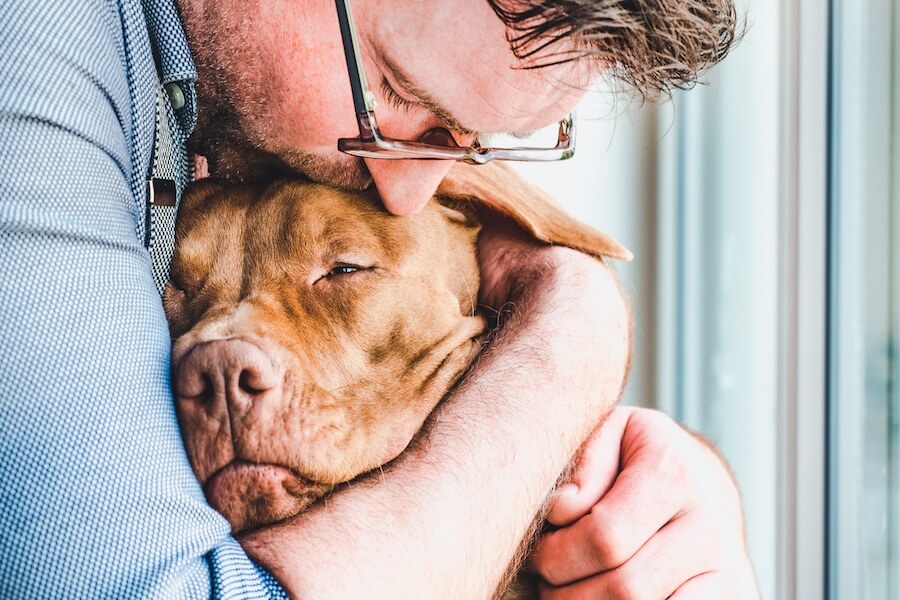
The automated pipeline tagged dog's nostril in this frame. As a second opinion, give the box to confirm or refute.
[176,364,213,400]
[238,368,274,395]
[181,375,219,407]
[197,374,215,404]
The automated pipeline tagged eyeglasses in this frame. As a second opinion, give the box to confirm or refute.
[334,0,576,164]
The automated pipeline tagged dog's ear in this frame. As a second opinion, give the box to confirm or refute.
[436,162,633,261]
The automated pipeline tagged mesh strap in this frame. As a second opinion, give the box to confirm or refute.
[147,82,186,296]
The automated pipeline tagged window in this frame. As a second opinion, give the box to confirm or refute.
[514,0,898,597]
[829,0,899,597]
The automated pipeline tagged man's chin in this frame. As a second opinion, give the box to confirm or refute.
[192,141,290,184]
[198,141,372,192]
[284,151,373,191]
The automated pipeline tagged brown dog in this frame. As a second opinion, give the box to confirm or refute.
[164,162,630,537]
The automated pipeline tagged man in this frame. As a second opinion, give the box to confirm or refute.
[0,0,756,598]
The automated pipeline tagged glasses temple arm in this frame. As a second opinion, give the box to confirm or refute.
[335,0,372,121]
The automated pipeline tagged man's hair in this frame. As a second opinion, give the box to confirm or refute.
[486,0,742,100]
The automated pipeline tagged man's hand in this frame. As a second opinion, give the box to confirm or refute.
[532,406,759,599]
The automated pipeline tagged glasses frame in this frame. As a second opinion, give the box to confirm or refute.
[334,0,576,164]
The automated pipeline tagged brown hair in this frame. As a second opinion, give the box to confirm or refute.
[486,0,743,100]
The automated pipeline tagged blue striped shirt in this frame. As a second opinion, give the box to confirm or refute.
[0,1,288,596]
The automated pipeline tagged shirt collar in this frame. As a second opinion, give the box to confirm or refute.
[142,0,198,132]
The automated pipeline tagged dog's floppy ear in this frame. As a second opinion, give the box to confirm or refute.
[436,162,633,261]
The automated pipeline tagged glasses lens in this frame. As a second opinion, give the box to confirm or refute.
[476,121,566,150]
[418,128,460,148]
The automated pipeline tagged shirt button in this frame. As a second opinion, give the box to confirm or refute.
[165,82,185,110]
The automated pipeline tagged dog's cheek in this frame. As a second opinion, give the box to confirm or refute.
[163,303,205,343]
[162,288,190,338]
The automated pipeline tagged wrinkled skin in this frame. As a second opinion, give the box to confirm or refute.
[164,179,485,532]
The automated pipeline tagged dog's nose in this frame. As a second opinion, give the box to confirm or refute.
[174,339,281,415]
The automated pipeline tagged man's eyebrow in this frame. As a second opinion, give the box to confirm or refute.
[380,54,483,139]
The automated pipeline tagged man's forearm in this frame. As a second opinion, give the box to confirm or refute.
[240,249,631,599]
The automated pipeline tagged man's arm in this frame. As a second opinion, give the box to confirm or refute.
[0,2,285,596]
[240,243,632,598]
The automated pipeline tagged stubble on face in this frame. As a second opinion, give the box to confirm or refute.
[177,0,372,190]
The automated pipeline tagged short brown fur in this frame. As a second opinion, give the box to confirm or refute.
[165,163,628,591]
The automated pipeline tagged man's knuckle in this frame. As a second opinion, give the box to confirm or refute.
[534,553,566,586]
[658,447,691,487]
[587,509,629,568]
[533,533,582,587]
[603,567,651,600]
[633,406,673,432]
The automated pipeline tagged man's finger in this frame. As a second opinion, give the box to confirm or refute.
[670,562,760,599]
[533,456,687,585]
[538,516,715,599]
[547,406,634,526]
[595,515,715,599]
[668,572,729,599]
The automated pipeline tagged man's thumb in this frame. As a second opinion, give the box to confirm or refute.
[546,406,634,526]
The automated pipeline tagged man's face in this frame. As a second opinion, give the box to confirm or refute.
[181,0,592,215]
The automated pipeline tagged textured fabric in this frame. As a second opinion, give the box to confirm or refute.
[149,83,185,294]
[0,0,288,597]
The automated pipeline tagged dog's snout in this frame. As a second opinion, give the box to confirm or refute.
[175,339,281,411]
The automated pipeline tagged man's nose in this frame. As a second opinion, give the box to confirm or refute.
[365,157,456,216]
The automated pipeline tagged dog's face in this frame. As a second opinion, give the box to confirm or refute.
[165,179,486,532]
[165,163,631,534]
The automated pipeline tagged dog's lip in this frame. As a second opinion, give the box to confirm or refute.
[205,459,313,494]
[204,459,330,532]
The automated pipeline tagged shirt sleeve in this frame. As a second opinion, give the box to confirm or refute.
[0,2,287,597]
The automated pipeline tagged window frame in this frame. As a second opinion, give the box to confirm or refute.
[777,0,829,597]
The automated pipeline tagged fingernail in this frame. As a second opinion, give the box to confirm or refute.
[555,483,579,497]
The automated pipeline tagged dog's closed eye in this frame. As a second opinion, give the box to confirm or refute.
[328,264,363,277]
[313,263,378,285]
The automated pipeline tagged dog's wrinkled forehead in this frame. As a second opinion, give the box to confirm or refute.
[250,183,437,272]
[167,178,483,342]
[176,179,476,274]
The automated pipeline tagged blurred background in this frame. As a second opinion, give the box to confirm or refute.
[512,0,898,598]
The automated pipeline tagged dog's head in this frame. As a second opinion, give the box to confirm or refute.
[165,163,629,532]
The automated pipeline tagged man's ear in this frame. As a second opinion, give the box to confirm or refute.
[436,162,633,262]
